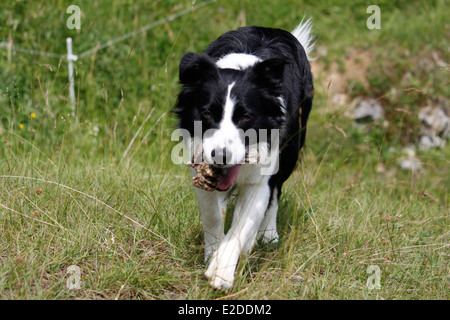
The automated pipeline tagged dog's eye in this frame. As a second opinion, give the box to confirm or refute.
[240,114,250,122]
[202,111,212,119]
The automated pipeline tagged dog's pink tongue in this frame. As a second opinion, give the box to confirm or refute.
[217,165,240,191]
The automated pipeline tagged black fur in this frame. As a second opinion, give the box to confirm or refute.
[174,26,313,202]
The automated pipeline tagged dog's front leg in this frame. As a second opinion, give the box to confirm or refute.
[194,187,227,262]
[205,183,270,290]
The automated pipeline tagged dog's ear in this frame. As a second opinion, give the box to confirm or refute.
[179,53,219,85]
[249,58,287,90]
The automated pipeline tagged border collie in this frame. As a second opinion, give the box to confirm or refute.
[174,18,314,290]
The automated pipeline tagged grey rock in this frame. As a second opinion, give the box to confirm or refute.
[418,97,449,150]
[418,131,445,151]
[352,98,385,122]
[399,146,422,171]
[419,99,450,138]
[399,158,422,172]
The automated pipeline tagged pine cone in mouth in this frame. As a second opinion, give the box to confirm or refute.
[187,144,254,191]
[187,144,222,191]
[188,160,223,191]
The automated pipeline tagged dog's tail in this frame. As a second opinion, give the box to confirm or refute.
[291,17,315,60]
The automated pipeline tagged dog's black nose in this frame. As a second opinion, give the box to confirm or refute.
[211,147,232,165]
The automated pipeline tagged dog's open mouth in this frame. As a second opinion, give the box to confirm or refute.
[217,165,240,191]
[188,161,240,192]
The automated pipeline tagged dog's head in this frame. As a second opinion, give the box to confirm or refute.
[174,52,286,167]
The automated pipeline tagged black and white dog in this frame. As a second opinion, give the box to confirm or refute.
[174,19,314,290]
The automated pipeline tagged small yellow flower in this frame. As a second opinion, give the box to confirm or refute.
[19,124,24,129]
[31,112,36,119]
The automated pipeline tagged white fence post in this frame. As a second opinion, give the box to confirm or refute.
[0,1,217,121]
[66,37,77,118]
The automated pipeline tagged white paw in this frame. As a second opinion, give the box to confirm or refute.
[208,274,233,290]
[204,255,235,290]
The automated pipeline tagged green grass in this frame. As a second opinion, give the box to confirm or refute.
[0,0,449,299]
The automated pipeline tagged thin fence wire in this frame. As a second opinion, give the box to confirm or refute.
[0,42,66,59]
[78,0,217,59]
[0,0,217,61]
[0,0,217,117]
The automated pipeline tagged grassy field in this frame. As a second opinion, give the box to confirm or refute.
[0,0,448,299]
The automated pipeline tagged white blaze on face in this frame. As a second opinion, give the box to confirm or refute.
[203,82,246,166]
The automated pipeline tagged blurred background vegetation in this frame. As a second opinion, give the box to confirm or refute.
[0,0,448,161]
